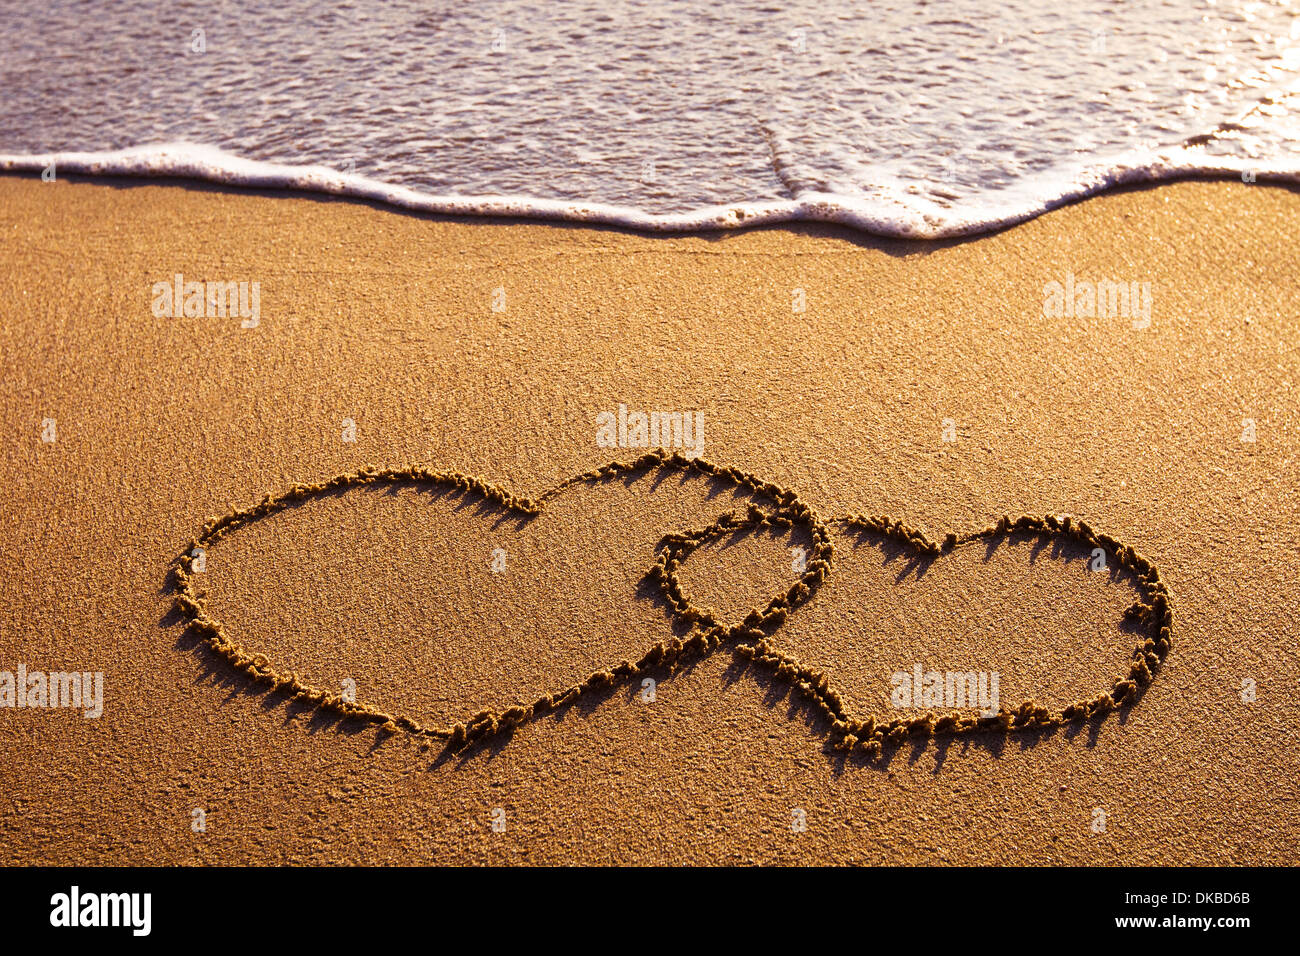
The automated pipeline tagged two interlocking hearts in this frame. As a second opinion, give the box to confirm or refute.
[172,451,1172,758]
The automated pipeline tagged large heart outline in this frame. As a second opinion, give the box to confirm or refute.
[173,451,830,747]
[171,451,1172,758]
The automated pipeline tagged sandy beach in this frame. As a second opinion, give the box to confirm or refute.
[0,174,1296,864]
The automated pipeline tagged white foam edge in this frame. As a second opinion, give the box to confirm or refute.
[1,142,1297,239]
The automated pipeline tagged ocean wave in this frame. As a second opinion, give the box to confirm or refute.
[2,142,1298,239]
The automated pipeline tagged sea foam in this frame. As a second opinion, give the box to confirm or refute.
[2,0,1298,238]
[2,141,1297,238]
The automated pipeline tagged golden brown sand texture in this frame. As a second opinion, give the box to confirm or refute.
[0,175,1296,864]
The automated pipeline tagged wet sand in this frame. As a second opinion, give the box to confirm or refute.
[0,175,1296,864]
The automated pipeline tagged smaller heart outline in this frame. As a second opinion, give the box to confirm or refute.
[666,509,1172,759]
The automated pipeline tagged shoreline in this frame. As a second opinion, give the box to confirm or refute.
[4,144,1300,241]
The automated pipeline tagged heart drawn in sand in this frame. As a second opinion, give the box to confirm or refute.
[171,451,1173,758]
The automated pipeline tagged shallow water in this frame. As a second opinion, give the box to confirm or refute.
[2,0,1298,236]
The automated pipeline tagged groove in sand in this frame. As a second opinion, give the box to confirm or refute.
[172,450,1173,759]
